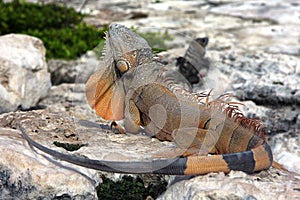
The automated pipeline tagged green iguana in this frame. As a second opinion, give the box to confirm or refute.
[20,23,277,175]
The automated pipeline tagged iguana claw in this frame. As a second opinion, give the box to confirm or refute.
[111,121,126,134]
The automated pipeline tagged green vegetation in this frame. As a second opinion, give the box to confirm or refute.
[53,141,86,151]
[132,27,173,54]
[94,26,173,58]
[0,0,172,60]
[0,0,106,60]
[96,175,167,199]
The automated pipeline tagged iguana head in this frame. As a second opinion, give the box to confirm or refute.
[105,23,153,76]
[86,23,153,120]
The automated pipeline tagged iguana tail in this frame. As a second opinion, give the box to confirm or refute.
[19,124,272,175]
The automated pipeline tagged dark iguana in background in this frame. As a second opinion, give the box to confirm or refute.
[177,37,210,85]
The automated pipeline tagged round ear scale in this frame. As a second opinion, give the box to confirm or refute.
[116,60,130,73]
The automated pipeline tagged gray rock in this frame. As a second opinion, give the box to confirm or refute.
[226,52,300,106]
[0,126,97,199]
[48,51,100,85]
[39,83,87,106]
[199,49,300,134]
[210,1,300,25]
[208,1,300,56]
[234,25,300,56]
[0,110,174,198]
[270,131,300,174]
[38,83,99,121]
[159,170,300,200]
[0,34,51,113]
[1,110,299,199]
[1,0,299,198]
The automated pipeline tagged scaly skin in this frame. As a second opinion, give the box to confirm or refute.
[20,23,274,175]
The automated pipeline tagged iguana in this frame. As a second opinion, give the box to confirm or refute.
[177,37,210,85]
[20,23,276,175]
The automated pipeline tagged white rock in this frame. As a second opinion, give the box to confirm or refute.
[159,170,300,199]
[0,127,97,199]
[0,34,51,113]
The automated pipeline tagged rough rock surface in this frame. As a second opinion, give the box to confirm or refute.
[0,0,299,199]
[0,34,51,113]
[159,170,300,200]
[202,49,300,135]
[0,118,98,199]
[0,138,96,199]
[0,110,175,199]
[48,51,100,85]
[0,110,299,199]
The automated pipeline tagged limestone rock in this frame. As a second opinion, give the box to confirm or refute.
[1,0,299,198]
[159,170,300,200]
[1,110,299,199]
[0,110,174,198]
[204,50,300,105]
[38,83,99,121]
[0,127,97,199]
[210,1,300,55]
[270,132,300,174]
[48,51,99,85]
[0,34,51,113]
[210,1,300,25]
[202,49,300,135]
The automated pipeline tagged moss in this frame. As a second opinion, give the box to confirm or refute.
[132,28,173,54]
[96,175,167,200]
[53,141,86,151]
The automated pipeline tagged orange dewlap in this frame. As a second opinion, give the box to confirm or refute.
[86,69,124,121]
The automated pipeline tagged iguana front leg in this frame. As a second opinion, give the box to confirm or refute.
[123,99,142,134]
[110,99,141,134]
[110,121,126,134]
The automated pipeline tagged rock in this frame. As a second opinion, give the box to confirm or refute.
[0,34,51,113]
[1,110,299,199]
[159,169,300,199]
[0,127,97,199]
[1,0,299,198]
[270,132,300,174]
[209,1,300,56]
[210,1,300,25]
[198,49,300,135]
[83,9,131,27]
[239,53,298,130]
[48,51,100,85]
[205,50,300,105]
[234,25,300,56]
[196,47,300,176]
[0,110,175,198]
[38,83,99,121]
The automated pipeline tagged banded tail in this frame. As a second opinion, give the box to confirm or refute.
[19,124,272,175]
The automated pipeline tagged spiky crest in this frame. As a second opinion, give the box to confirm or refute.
[155,70,267,139]
[207,95,266,138]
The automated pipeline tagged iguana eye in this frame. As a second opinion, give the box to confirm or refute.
[116,60,130,73]
[131,50,137,58]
